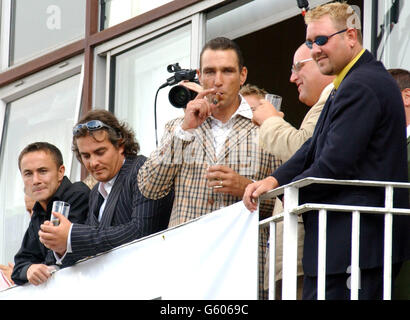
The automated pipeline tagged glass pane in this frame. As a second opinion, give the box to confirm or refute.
[10,0,85,65]
[376,0,410,70]
[0,74,81,265]
[102,0,173,29]
[113,24,190,156]
[206,0,330,41]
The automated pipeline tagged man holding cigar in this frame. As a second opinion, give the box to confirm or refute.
[138,37,281,298]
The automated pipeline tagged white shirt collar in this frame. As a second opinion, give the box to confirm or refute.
[236,94,253,120]
[98,174,117,199]
[407,125,410,139]
[210,94,253,124]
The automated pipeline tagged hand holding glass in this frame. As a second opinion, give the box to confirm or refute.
[265,94,282,111]
[50,201,70,226]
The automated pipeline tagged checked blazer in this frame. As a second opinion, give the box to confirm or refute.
[138,100,281,299]
[137,105,281,227]
[62,155,173,266]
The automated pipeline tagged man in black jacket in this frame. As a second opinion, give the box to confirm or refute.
[12,142,89,286]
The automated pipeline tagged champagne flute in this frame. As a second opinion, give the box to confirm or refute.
[50,201,70,226]
[265,93,282,111]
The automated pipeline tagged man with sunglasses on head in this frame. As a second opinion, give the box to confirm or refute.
[244,2,410,299]
[39,110,173,266]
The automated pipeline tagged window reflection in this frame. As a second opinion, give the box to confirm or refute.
[102,0,173,30]
[113,24,190,156]
[376,0,410,69]
[10,0,85,65]
[0,74,81,265]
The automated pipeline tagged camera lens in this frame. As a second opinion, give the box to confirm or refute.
[169,85,198,108]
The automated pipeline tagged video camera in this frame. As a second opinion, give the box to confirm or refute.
[166,63,199,108]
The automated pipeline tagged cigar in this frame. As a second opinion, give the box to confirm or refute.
[212,94,220,105]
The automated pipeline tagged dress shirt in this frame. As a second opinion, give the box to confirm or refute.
[333,48,365,89]
[97,175,117,222]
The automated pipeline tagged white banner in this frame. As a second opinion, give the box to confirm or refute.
[1,201,259,300]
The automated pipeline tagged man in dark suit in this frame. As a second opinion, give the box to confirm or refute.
[244,2,410,299]
[39,110,173,266]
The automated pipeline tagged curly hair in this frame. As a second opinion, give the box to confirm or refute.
[72,109,140,162]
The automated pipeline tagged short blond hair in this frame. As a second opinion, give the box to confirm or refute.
[305,2,363,44]
[240,84,268,98]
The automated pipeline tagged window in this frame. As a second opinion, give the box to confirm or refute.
[375,0,410,70]
[9,0,85,65]
[112,24,190,156]
[101,0,173,30]
[206,0,330,41]
[0,57,83,265]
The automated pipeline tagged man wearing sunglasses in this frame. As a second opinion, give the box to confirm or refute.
[39,110,173,266]
[244,2,410,300]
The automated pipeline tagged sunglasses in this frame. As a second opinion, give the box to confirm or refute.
[305,29,347,49]
[73,120,115,136]
[291,58,313,73]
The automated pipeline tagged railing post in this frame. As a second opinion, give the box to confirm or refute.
[383,185,393,300]
[350,210,361,300]
[317,209,327,300]
[281,186,299,300]
[268,221,276,300]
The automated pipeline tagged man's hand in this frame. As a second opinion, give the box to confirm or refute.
[243,176,279,212]
[181,88,216,131]
[26,264,52,286]
[0,262,14,285]
[251,99,284,126]
[180,80,203,94]
[206,165,252,198]
[39,212,71,256]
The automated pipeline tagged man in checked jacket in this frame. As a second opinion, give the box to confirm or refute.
[137,37,281,299]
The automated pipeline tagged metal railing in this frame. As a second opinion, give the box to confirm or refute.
[259,177,410,300]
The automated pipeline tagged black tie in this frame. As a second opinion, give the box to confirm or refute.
[94,193,104,219]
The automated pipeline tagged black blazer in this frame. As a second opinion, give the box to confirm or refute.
[273,50,410,276]
[64,155,173,265]
[12,177,89,285]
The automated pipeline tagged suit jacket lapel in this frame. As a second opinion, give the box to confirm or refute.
[98,158,132,228]
[303,91,334,167]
